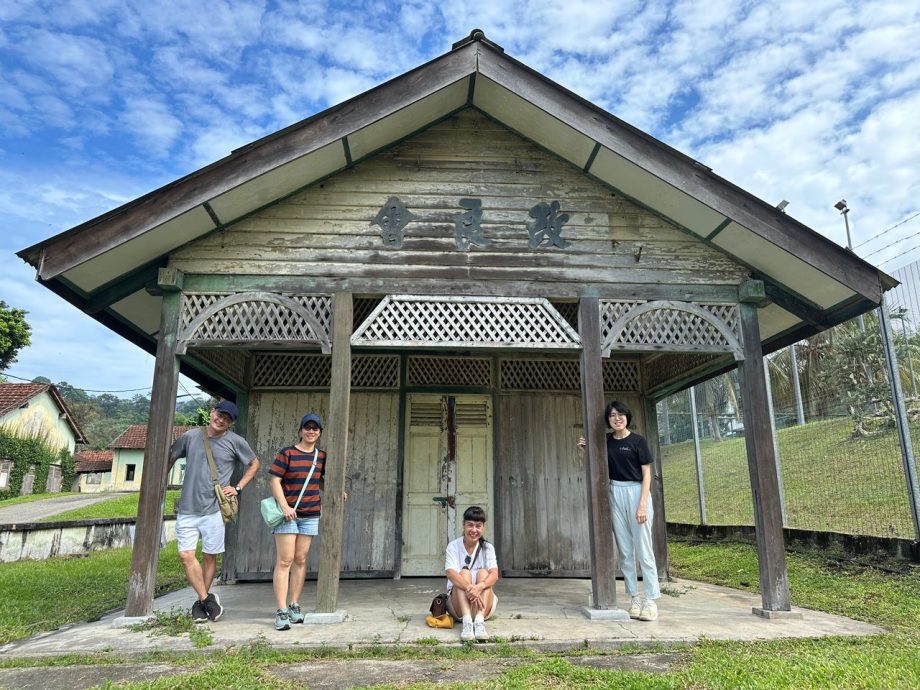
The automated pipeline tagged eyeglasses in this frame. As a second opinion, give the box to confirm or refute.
[461,554,474,570]
[608,413,627,419]
[302,426,321,432]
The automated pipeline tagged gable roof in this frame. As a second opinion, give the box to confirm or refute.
[0,383,88,444]
[16,30,895,379]
[109,424,197,450]
[74,449,113,473]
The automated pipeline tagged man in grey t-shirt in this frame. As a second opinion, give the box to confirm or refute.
[168,400,260,622]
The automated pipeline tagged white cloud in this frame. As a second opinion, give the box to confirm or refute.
[119,96,183,157]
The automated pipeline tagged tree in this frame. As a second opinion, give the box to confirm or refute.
[0,301,32,372]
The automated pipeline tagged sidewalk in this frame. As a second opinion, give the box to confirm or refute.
[0,576,882,658]
[0,493,126,525]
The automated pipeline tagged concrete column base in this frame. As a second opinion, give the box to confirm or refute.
[581,606,630,621]
[753,607,804,620]
[304,610,347,624]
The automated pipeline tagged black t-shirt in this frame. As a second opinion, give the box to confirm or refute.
[606,432,653,482]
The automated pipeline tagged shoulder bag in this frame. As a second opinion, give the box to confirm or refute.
[203,429,238,525]
[260,449,319,528]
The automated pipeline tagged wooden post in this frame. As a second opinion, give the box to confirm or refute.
[737,283,792,614]
[578,297,617,609]
[316,292,352,614]
[643,396,669,579]
[125,272,182,617]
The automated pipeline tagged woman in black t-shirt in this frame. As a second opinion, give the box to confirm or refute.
[579,400,661,621]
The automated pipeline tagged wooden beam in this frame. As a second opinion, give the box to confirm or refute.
[737,301,791,612]
[578,298,618,608]
[316,292,353,612]
[125,290,181,617]
[84,259,165,313]
[180,273,742,303]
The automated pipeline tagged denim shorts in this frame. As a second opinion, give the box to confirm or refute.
[272,516,320,536]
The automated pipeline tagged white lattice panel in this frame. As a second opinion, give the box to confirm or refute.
[407,356,492,387]
[500,359,580,391]
[252,353,400,388]
[352,296,581,349]
[603,360,641,392]
[600,300,741,358]
[178,292,331,353]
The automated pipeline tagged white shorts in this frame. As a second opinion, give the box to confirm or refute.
[447,592,498,621]
[176,512,225,554]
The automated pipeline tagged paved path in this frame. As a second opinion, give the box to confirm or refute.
[0,493,124,524]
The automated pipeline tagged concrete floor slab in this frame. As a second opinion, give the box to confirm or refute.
[0,577,882,659]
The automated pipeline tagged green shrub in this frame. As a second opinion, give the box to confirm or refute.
[0,427,75,500]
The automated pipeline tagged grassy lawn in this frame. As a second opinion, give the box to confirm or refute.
[0,492,81,507]
[37,490,182,521]
[0,539,916,688]
[0,541,189,644]
[660,417,918,538]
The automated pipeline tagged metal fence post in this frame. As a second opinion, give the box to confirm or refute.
[689,386,707,524]
[789,343,806,424]
[878,297,920,540]
[763,356,787,526]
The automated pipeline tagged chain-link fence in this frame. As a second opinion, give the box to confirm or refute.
[658,280,920,540]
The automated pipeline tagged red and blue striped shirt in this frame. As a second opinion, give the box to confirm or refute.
[269,446,327,518]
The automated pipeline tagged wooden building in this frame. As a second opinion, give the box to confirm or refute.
[17,32,894,618]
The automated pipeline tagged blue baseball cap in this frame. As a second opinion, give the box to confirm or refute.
[214,400,239,422]
[300,413,323,430]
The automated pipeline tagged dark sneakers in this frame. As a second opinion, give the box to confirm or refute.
[203,592,223,622]
[190,599,208,623]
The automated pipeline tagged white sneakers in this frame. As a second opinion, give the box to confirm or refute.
[628,596,643,619]
[473,619,489,640]
[639,599,658,621]
[460,620,475,641]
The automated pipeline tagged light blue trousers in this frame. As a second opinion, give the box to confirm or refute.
[610,480,660,600]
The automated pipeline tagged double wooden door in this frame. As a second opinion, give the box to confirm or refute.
[401,393,493,575]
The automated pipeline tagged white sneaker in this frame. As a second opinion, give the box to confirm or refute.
[460,620,475,642]
[628,596,642,619]
[473,619,489,641]
[639,599,658,621]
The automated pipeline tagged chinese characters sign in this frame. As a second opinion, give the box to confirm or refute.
[372,197,571,251]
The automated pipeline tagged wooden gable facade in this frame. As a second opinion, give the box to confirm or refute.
[18,31,895,619]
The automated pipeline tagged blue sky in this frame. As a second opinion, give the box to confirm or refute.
[1,0,919,396]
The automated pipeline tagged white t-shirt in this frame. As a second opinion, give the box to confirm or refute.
[444,537,498,592]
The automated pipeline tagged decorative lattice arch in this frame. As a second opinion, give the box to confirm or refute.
[600,299,742,360]
[351,296,581,350]
[177,292,331,354]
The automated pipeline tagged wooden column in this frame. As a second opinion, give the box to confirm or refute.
[316,292,352,613]
[125,270,182,617]
[578,297,617,608]
[643,397,669,579]
[737,283,791,613]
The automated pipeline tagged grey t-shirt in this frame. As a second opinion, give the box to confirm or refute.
[172,428,257,516]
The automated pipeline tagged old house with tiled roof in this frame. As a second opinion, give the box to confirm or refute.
[73,449,114,493]
[18,31,897,619]
[0,383,87,494]
[108,424,196,491]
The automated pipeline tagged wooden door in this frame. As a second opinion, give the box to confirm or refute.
[402,393,493,575]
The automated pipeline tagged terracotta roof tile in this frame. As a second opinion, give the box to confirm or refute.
[109,424,197,449]
[0,383,50,417]
[0,383,87,443]
[74,449,113,473]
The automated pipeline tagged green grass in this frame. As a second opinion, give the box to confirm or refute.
[0,541,189,644]
[660,417,918,538]
[0,492,81,507]
[39,490,181,521]
[1,540,916,688]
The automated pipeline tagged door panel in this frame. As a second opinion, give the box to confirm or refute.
[402,393,493,575]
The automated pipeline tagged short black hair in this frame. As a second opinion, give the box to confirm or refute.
[603,400,632,428]
[463,506,487,523]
